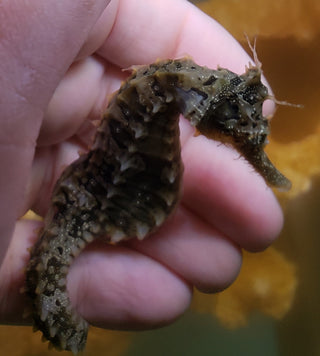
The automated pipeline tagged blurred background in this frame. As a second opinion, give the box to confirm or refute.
[2,0,319,355]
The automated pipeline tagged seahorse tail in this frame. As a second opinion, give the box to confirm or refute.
[26,219,91,354]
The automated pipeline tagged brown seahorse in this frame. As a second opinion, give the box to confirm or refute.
[25,57,291,353]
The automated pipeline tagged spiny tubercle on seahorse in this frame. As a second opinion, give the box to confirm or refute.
[25,57,291,354]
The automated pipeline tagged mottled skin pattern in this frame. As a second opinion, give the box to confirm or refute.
[25,58,291,353]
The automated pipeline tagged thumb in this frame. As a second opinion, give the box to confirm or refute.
[0,0,111,263]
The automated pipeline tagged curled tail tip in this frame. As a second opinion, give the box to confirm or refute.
[40,324,88,354]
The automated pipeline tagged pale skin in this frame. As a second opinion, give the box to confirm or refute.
[0,0,283,329]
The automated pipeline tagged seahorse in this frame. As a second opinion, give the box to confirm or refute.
[25,57,291,354]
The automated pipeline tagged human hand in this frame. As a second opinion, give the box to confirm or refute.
[0,0,283,330]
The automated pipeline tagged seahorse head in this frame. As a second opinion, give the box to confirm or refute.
[196,65,270,150]
[195,66,291,190]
